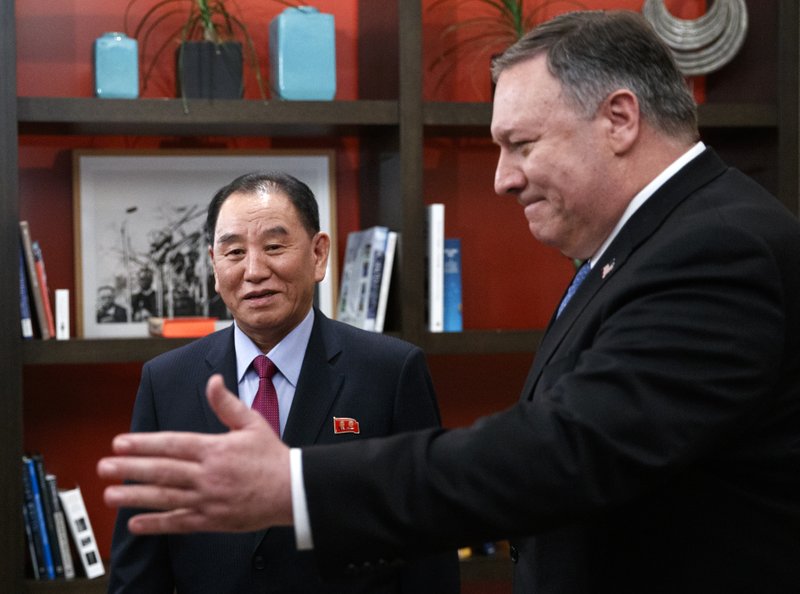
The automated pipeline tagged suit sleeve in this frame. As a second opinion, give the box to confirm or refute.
[303,214,793,577]
[107,363,174,594]
[390,347,461,594]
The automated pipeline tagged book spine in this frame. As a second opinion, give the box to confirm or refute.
[443,238,463,332]
[32,455,64,578]
[46,474,76,579]
[58,487,105,579]
[374,231,398,333]
[21,464,45,580]
[22,456,55,579]
[364,227,389,332]
[20,221,51,339]
[426,204,445,332]
[32,241,57,339]
[18,248,34,339]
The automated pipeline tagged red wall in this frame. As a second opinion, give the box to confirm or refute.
[16,0,706,559]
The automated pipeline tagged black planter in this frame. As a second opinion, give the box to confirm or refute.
[176,41,243,99]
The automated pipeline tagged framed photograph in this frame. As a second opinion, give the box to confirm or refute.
[74,150,337,338]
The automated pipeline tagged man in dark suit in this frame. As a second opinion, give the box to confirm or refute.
[100,10,800,593]
[107,172,459,593]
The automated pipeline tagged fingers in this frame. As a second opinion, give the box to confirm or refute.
[206,374,265,431]
[98,455,198,488]
[104,482,199,511]
[127,508,210,535]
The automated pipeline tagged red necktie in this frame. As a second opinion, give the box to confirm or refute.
[252,355,280,436]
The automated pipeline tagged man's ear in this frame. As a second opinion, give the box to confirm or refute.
[312,232,331,282]
[208,245,220,293]
[601,89,639,154]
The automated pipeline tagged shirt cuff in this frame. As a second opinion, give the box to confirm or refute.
[290,447,314,550]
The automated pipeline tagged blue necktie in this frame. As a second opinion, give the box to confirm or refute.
[556,261,591,318]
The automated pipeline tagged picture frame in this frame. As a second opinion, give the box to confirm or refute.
[73,149,337,338]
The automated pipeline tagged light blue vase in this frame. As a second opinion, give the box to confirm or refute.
[94,32,139,99]
[269,7,336,100]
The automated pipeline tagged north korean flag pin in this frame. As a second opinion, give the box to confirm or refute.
[333,417,360,434]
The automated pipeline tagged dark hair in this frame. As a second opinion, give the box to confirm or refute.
[491,10,698,142]
[205,171,321,245]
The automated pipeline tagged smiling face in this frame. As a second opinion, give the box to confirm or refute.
[210,189,329,352]
[491,55,629,260]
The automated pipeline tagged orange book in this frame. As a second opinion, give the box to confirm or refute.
[147,317,217,338]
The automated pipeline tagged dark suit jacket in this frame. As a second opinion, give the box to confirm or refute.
[108,311,460,594]
[301,149,800,593]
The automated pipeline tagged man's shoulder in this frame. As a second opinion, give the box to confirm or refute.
[321,316,421,356]
[144,326,232,370]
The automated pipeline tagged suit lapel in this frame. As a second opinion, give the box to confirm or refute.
[199,326,239,433]
[282,312,345,447]
[521,148,728,401]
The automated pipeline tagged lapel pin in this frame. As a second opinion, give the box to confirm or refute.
[602,259,616,279]
[333,417,360,435]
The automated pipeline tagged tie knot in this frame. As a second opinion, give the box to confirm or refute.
[253,355,277,380]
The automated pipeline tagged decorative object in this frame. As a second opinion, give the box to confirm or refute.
[73,150,337,338]
[642,0,748,76]
[178,40,243,99]
[124,0,283,105]
[269,6,336,100]
[94,32,139,99]
[427,0,584,92]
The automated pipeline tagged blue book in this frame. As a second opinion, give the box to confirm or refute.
[23,456,55,579]
[443,238,463,332]
[19,248,33,339]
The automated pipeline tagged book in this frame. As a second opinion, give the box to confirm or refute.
[18,248,34,339]
[58,486,105,579]
[426,204,445,332]
[19,221,51,339]
[374,231,398,333]
[337,226,389,331]
[32,241,57,339]
[21,460,47,579]
[22,456,55,579]
[31,454,64,579]
[443,238,463,332]
[55,289,70,340]
[45,474,76,579]
[22,502,41,580]
[148,316,218,338]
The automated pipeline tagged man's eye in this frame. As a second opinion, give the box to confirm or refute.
[224,248,245,258]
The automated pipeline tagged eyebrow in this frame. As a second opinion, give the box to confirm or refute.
[215,225,290,246]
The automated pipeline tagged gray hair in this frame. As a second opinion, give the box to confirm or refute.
[491,10,698,141]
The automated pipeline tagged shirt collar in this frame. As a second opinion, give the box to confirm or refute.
[591,141,706,267]
[234,308,315,388]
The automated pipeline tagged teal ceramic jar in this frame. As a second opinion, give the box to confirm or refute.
[269,7,336,100]
[94,32,139,99]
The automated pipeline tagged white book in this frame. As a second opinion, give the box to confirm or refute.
[426,204,445,332]
[337,226,389,331]
[374,231,398,333]
[58,486,105,579]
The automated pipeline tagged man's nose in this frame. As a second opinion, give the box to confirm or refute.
[494,152,525,196]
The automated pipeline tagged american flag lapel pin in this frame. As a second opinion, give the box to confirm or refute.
[602,259,615,279]
[333,417,360,435]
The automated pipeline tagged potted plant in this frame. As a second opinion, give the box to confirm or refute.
[124,0,301,107]
[427,0,585,96]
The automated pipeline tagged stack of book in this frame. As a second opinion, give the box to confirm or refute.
[337,226,398,332]
[19,221,56,340]
[21,454,104,581]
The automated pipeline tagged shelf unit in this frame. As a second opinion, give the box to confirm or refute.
[2,0,798,590]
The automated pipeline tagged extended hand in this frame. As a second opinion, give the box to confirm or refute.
[97,374,293,534]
